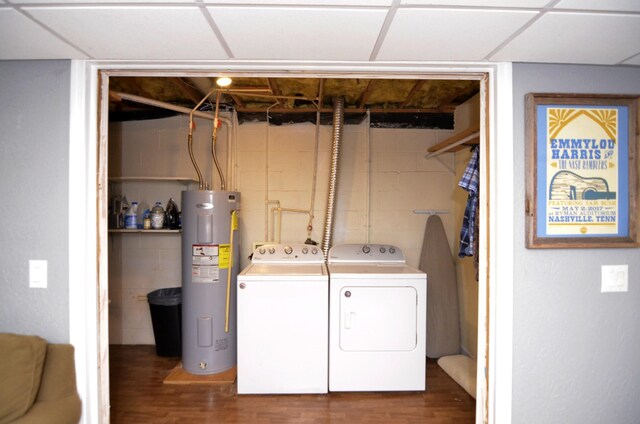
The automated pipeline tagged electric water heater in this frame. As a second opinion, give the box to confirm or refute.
[181,190,240,375]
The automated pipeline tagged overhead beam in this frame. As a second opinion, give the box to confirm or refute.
[317,78,325,110]
[357,80,377,109]
[227,93,245,109]
[167,77,207,106]
[236,106,454,114]
[267,78,282,107]
[437,87,470,111]
[400,80,427,109]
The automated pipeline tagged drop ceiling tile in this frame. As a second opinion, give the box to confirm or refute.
[24,6,227,60]
[622,53,640,66]
[491,12,640,65]
[377,8,537,61]
[207,7,387,60]
[12,0,196,3]
[401,0,548,6]
[204,0,392,4]
[0,9,87,59]
[554,0,640,12]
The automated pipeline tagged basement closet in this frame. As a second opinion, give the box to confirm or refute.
[105,74,483,417]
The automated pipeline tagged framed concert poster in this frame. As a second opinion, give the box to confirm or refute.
[525,93,638,248]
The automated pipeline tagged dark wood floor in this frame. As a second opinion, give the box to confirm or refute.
[109,345,475,424]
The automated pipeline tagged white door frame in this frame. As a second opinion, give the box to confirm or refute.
[68,60,514,424]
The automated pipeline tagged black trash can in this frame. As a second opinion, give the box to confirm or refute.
[147,287,182,357]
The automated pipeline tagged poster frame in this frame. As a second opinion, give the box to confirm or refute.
[525,93,638,248]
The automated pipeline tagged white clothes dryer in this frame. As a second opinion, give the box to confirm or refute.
[237,243,328,394]
[327,244,427,392]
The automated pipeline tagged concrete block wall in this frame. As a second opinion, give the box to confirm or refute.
[108,115,222,344]
[108,113,463,345]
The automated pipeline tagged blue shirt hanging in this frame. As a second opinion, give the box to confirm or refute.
[458,147,479,257]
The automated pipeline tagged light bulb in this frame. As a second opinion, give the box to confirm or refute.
[216,77,232,87]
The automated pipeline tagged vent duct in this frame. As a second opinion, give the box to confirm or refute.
[322,97,344,259]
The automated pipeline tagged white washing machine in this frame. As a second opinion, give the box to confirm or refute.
[237,243,328,394]
[328,244,427,392]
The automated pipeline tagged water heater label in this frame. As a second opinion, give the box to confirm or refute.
[192,244,220,283]
[193,245,218,256]
[215,337,229,352]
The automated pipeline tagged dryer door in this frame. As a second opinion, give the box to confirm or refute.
[339,286,417,351]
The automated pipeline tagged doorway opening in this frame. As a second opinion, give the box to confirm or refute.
[95,68,492,423]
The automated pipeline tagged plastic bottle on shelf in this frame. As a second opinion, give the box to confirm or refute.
[143,209,152,230]
[165,198,179,230]
[136,201,149,229]
[118,196,129,229]
[150,202,165,229]
[125,202,138,229]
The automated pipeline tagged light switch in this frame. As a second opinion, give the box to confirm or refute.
[29,260,47,289]
[601,265,628,293]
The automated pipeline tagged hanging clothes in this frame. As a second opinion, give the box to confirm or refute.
[458,147,480,278]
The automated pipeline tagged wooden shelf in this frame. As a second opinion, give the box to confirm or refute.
[427,125,480,154]
[109,229,181,234]
[108,177,197,185]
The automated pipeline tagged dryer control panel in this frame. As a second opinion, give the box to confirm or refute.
[327,244,405,264]
[251,243,323,264]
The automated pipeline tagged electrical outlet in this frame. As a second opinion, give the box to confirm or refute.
[29,260,48,289]
[601,265,628,293]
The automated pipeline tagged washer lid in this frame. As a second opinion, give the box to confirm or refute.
[240,263,328,278]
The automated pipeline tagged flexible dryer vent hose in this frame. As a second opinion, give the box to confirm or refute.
[322,97,344,260]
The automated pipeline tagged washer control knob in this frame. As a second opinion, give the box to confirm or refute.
[379,246,386,253]
[389,247,396,254]
[311,247,318,255]
[268,247,275,254]
[239,283,246,289]
[362,245,371,254]
[344,291,351,298]
[284,245,293,255]
[302,247,309,254]
[258,247,265,254]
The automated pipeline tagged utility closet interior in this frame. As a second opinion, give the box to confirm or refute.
[107,75,481,398]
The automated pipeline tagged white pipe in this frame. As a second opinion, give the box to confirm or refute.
[365,110,371,244]
[307,106,321,240]
[110,91,232,126]
[264,103,279,242]
[271,206,312,244]
[264,118,270,241]
[269,203,280,242]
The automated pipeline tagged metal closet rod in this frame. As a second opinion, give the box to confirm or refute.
[413,210,449,215]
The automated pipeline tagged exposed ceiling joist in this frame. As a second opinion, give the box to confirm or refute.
[400,80,427,109]
[108,76,479,128]
[357,80,377,109]
[168,77,206,105]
